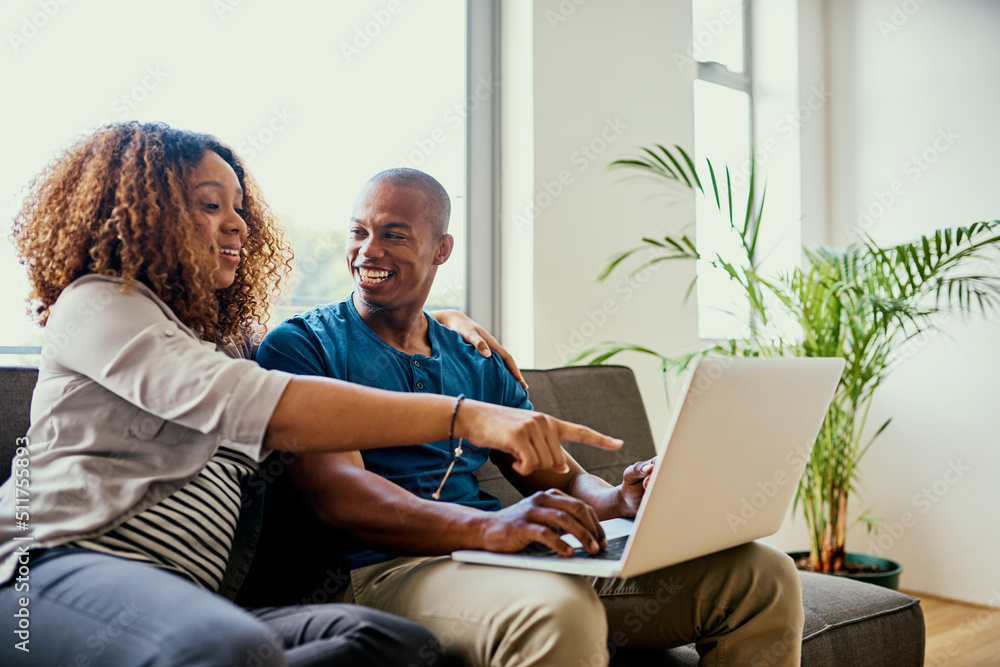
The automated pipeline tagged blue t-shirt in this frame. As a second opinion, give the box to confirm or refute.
[256,295,532,567]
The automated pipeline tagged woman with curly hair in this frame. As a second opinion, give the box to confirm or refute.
[0,122,620,666]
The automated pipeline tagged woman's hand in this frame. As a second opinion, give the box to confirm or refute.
[429,310,528,390]
[454,398,622,476]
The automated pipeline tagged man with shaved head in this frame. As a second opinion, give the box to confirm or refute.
[252,168,804,667]
[363,167,452,235]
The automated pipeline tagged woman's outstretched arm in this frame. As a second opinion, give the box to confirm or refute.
[265,376,621,476]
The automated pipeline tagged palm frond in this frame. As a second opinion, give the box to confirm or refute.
[674,145,703,194]
[569,342,668,366]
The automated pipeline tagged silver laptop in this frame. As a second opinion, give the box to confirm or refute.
[452,357,844,578]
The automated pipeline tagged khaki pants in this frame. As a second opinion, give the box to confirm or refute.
[339,541,803,667]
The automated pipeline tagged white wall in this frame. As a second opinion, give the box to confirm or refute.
[501,0,698,443]
[768,0,1000,607]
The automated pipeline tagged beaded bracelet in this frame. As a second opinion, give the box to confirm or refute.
[432,394,466,500]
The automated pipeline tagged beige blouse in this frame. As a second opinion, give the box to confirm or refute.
[0,275,292,583]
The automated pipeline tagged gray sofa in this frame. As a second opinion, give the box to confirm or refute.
[0,364,925,665]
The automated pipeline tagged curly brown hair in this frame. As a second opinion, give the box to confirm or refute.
[11,122,292,343]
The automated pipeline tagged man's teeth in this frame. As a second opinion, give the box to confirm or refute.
[219,248,239,256]
[358,268,390,283]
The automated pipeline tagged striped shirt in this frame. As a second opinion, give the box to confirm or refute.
[72,443,258,591]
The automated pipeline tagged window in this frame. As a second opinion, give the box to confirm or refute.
[692,0,755,340]
[0,0,476,363]
[692,0,802,341]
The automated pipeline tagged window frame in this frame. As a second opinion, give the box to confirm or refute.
[464,0,502,333]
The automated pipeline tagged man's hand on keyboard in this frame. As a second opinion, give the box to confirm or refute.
[472,488,606,556]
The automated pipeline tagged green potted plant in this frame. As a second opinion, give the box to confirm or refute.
[577,144,1000,584]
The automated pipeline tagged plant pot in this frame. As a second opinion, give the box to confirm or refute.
[787,551,903,590]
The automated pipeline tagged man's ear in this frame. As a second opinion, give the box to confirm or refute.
[434,234,455,265]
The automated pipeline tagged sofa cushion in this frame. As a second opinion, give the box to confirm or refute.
[0,366,37,486]
[798,571,924,666]
[607,573,924,666]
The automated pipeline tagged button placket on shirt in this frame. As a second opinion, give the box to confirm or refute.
[412,357,426,391]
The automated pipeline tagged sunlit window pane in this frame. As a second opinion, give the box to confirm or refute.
[693,80,752,339]
[691,0,745,73]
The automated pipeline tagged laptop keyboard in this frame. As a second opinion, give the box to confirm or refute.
[521,534,628,561]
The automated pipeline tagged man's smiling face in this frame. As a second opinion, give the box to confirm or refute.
[346,181,452,314]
